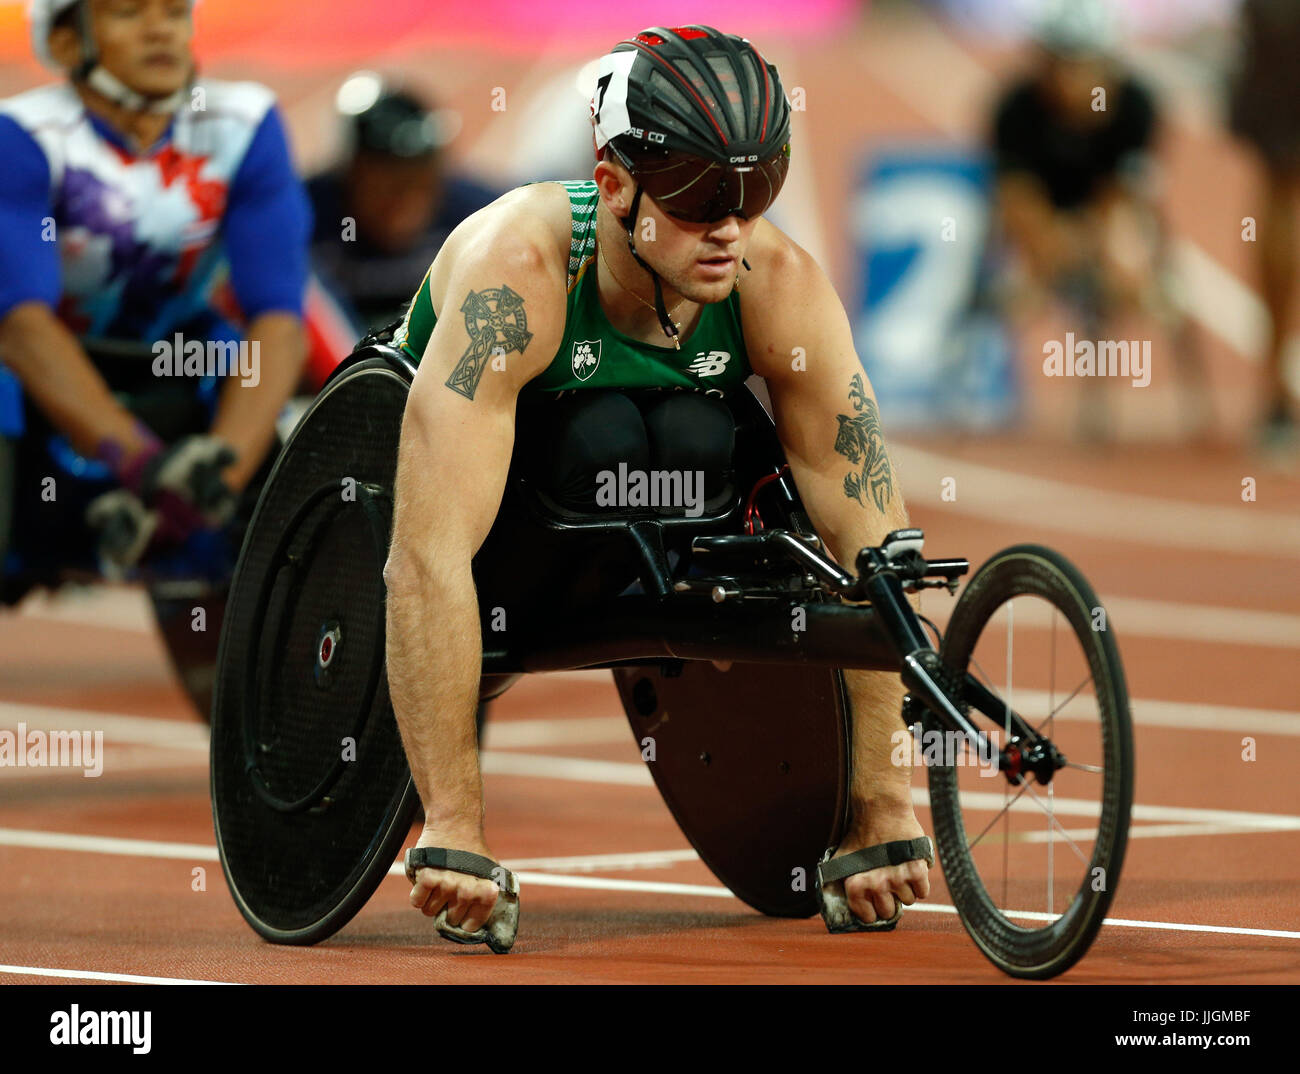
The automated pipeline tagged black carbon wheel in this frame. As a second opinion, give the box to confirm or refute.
[924,544,1133,979]
[211,357,419,945]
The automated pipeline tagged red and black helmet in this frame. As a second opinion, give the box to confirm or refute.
[592,26,792,224]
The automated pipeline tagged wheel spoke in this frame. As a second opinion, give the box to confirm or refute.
[1032,674,1092,735]
[1019,779,1091,866]
[968,653,997,693]
[968,779,1030,849]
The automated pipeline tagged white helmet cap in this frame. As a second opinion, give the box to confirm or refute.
[28,0,82,70]
[1031,0,1118,59]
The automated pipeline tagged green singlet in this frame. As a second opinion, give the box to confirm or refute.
[392,180,753,394]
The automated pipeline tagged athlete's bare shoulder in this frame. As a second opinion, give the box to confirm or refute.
[738,218,826,335]
[737,216,861,387]
[424,181,575,316]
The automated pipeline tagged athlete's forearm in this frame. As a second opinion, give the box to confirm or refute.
[209,312,305,492]
[384,558,487,834]
[825,481,918,824]
[788,381,918,826]
[0,301,153,459]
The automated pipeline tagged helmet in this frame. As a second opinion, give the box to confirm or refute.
[591,26,791,225]
[341,84,445,159]
[28,0,196,113]
[1032,0,1117,59]
[28,0,80,70]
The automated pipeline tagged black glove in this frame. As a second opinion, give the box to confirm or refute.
[85,489,158,580]
[137,435,239,536]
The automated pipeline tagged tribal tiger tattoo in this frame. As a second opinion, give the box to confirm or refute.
[445,285,533,400]
[834,373,894,512]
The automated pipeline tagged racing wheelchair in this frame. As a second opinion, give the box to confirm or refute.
[210,334,1134,979]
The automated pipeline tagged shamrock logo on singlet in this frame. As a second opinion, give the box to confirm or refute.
[572,340,602,381]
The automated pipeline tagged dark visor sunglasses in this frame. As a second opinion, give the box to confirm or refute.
[612,143,791,224]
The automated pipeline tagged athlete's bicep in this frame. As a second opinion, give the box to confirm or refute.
[388,235,563,573]
[746,239,905,558]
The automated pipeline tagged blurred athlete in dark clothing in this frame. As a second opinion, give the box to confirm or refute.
[989,0,1208,441]
[307,78,500,334]
[1230,0,1300,450]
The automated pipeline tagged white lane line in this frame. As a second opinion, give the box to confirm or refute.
[0,827,218,860]
[2,826,1295,941]
[920,788,1300,832]
[984,911,1300,941]
[943,687,1300,738]
[0,702,209,751]
[0,750,205,781]
[1100,595,1300,649]
[0,964,239,985]
[492,849,700,871]
[894,442,1300,557]
[480,875,1300,941]
[479,750,652,785]
[478,755,1300,835]
[10,581,1300,649]
[10,584,157,633]
[5,683,1291,769]
[483,716,630,749]
[978,822,1279,845]
[919,592,1300,650]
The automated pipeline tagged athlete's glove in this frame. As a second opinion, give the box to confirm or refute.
[103,428,239,549]
[135,435,239,531]
[85,489,158,581]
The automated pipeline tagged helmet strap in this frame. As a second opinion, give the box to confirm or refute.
[621,184,681,348]
[85,66,189,114]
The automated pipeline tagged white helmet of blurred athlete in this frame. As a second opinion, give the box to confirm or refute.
[28,0,197,111]
[1030,0,1118,59]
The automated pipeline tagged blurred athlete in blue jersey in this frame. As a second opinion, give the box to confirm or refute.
[0,0,311,595]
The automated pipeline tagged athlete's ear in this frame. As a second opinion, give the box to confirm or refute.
[593,157,633,221]
[48,25,83,73]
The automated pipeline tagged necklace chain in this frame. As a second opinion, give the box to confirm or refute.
[597,236,687,349]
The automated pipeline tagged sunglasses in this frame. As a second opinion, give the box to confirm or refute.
[613,143,791,224]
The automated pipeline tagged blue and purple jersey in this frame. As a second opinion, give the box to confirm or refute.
[0,80,313,433]
[0,79,310,340]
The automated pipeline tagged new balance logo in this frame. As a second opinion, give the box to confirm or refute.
[687,350,731,378]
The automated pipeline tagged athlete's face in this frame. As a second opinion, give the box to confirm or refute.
[597,157,760,305]
[346,152,444,254]
[1039,51,1111,125]
[51,0,193,98]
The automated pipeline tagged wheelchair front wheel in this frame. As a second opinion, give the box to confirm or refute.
[923,544,1133,979]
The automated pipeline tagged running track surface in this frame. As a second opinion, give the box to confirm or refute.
[2,9,1299,984]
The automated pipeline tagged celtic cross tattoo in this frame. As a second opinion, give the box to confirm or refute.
[834,373,894,512]
[444,285,534,400]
